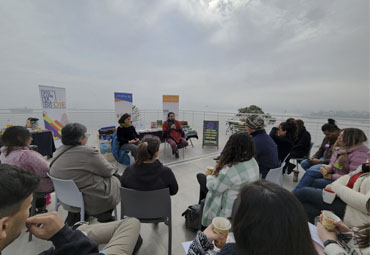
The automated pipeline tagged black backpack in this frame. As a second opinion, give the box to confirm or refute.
[182,202,203,231]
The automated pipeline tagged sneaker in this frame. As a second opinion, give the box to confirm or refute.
[175,151,179,159]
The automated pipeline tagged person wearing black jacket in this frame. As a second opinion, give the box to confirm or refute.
[117,113,140,159]
[0,164,141,255]
[269,119,297,162]
[120,137,178,195]
[290,120,311,158]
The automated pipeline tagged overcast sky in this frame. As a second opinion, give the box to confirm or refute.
[0,0,368,114]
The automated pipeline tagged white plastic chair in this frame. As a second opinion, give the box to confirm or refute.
[265,157,288,187]
[47,173,85,221]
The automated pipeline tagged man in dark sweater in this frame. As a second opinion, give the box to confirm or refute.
[245,115,280,178]
[0,164,140,255]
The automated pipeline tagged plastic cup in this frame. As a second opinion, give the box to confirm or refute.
[212,217,231,248]
[321,211,340,231]
[322,188,336,204]
[207,166,215,175]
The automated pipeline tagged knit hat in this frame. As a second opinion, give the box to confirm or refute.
[245,115,265,129]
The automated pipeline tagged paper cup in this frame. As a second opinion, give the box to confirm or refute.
[322,188,336,204]
[207,166,215,175]
[321,211,340,231]
[212,217,231,248]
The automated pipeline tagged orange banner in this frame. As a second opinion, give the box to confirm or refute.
[163,95,179,103]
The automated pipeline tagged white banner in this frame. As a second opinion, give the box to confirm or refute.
[39,85,69,139]
[162,95,179,121]
[114,92,133,120]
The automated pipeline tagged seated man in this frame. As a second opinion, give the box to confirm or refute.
[245,115,280,178]
[300,119,340,172]
[162,112,188,158]
[0,164,141,255]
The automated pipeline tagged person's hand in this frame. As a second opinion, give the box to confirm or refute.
[317,222,337,243]
[134,138,139,142]
[309,158,321,164]
[26,212,64,240]
[129,139,136,144]
[325,184,333,191]
[203,224,226,242]
[323,174,332,180]
[334,221,351,233]
[171,124,176,129]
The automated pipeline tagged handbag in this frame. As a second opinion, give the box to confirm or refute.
[182,203,202,231]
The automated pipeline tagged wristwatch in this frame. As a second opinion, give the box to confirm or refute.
[323,239,337,247]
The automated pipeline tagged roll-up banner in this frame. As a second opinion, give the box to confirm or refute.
[114,92,133,119]
[38,85,69,139]
[163,95,179,121]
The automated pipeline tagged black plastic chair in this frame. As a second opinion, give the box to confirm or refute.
[120,187,172,255]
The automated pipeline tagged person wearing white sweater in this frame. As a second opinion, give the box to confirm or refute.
[294,159,370,228]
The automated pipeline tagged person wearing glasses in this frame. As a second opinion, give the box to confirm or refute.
[50,123,120,226]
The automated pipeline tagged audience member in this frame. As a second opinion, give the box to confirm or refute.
[121,137,178,195]
[117,113,140,159]
[0,126,53,213]
[245,115,279,178]
[199,132,259,227]
[269,119,297,163]
[300,119,340,172]
[162,112,188,158]
[0,164,141,255]
[293,128,369,192]
[188,180,318,255]
[50,123,120,225]
[317,220,370,254]
[290,119,312,158]
[294,159,370,228]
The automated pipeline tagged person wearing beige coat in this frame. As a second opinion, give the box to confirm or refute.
[50,123,120,220]
[294,162,370,228]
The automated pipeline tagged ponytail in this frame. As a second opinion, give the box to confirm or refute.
[135,137,160,165]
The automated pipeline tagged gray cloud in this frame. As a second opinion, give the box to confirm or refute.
[0,0,368,114]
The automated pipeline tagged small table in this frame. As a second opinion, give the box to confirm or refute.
[137,128,164,143]
[184,130,198,147]
[30,130,56,157]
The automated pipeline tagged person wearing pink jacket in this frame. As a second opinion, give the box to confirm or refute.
[0,126,53,212]
[293,128,369,192]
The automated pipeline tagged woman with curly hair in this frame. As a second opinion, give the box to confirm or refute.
[197,132,259,227]
[269,118,297,162]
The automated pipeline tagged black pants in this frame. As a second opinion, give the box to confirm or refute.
[197,173,208,204]
[65,209,114,226]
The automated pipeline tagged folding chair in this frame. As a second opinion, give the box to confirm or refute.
[120,187,172,255]
[28,192,49,241]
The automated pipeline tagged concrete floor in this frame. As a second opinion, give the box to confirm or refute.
[3,132,304,255]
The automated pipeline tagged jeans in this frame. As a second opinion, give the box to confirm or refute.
[293,187,346,224]
[292,169,323,192]
[300,157,325,171]
[167,137,188,154]
[121,143,137,159]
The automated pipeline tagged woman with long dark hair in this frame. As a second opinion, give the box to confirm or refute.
[188,180,318,255]
[120,137,178,195]
[0,126,53,212]
[269,118,297,162]
[199,132,259,227]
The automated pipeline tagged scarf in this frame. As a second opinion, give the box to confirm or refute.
[121,123,133,128]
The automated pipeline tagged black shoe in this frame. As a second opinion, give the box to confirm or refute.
[287,163,296,175]
[175,151,179,159]
[133,235,143,255]
[35,208,48,215]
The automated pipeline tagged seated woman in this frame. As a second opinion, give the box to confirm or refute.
[300,119,340,172]
[293,128,369,192]
[120,137,178,195]
[317,218,370,254]
[269,118,297,163]
[0,126,53,212]
[294,159,370,228]
[200,132,259,227]
[50,123,120,225]
[290,119,311,158]
[188,180,318,255]
[117,113,140,159]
